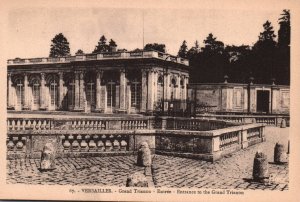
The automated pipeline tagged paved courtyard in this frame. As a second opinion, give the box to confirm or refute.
[6,126,289,190]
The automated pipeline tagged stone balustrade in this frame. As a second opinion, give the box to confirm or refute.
[7,117,154,132]
[196,114,289,127]
[7,116,265,161]
[155,123,265,161]
[7,50,189,66]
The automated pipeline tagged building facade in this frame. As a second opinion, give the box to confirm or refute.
[7,51,189,114]
[188,82,290,115]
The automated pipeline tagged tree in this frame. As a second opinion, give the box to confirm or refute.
[93,35,109,53]
[144,43,166,53]
[201,33,224,54]
[178,40,188,58]
[49,33,70,57]
[108,39,117,51]
[278,9,290,47]
[277,10,290,85]
[75,49,84,55]
[251,21,277,84]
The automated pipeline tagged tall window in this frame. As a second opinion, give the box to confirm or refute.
[171,78,176,100]
[157,75,163,102]
[180,79,184,100]
[86,81,95,107]
[49,79,58,107]
[32,79,40,105]
[131,81,141,108]
[16,79,24,106]
[68,82,75,106]
[107,81,116,107]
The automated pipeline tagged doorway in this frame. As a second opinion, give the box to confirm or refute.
[256,90,269,113]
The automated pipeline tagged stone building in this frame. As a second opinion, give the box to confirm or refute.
[7,50,189,114]
[188,82,290,115]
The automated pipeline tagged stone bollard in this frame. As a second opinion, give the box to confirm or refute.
[126,172,148,187]
[280,119,286,128]
[137,142,152,167]
[40,143,56,171]
[274,143,287,164]
[252,152,269,182]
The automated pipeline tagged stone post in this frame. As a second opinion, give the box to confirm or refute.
[140,69,148,113]
[252,152,269,182]
[40,143,56,171]
[40,73,46,109]
[274,143,287,164]
[119,68,127,113]
[126,172,148,187]
[280,119,287,128]
[137,142,152,167]
[58,72,64,109]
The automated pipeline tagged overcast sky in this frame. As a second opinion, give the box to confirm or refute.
[5,6,286,58]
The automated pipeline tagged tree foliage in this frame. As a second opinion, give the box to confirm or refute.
[178,40,188,58]
[184,10,290,85]
[49,33,70,57]
[93,35,118,53]
[75,49,84,55]
[144,43,166,53]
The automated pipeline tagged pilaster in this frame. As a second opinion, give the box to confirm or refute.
[118,68,127,113]
[140,69,148,113]
[58,72,64,109]
[23,73,29,110]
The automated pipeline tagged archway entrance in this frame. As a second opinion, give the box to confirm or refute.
[256,90,269,113]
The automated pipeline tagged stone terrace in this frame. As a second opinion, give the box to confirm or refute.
[6,126,289,190]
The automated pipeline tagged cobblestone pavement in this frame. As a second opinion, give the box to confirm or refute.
[6,127,289,190]
[152,127,289,190]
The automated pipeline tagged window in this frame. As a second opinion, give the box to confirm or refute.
[157,75,163,102]
[131,81,141,108]
[16,79,24,106]
[49,79,58,106]
[32,79,40,105]
[86,82,95,106]
[107,81,116,107]
[68,82,75,106]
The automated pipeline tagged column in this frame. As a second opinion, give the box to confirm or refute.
[74,71,80,110]
[126,82,131,114]
[95,70,102,111]
[7,73,14,109]
[79,71,85,110]
[147,69,154,112]
[23,73,29,109]
[163,72,170,112]
[140,69,148,113]
[58,72,64,109]
[153,70,158,107]
[183,76,188,101]
[39,73,46,109]
[119,68,127,113]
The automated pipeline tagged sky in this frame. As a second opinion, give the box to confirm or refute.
[5,6,286,59]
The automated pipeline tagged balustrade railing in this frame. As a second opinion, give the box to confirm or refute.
[7,117,154,132]
[8,51,189,66]
[219,131,240,151]
[197,114,289,126]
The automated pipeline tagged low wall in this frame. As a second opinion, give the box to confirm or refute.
[7,116,265,162]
